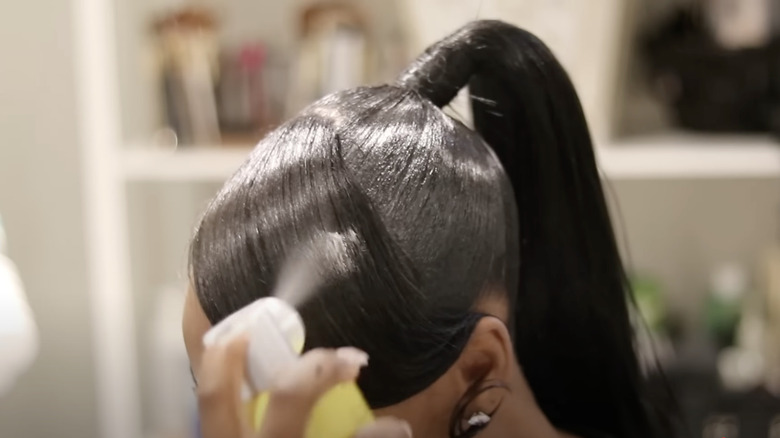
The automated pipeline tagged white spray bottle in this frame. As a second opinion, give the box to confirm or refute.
[202,231,374,437]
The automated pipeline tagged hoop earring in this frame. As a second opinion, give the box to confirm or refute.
[449,380,509,438]
[467,411,491,428]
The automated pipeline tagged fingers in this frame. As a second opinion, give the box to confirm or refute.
[197,335,254,438]
[257,347,368,438]
[197,343,377,438]
[354,417,413,438]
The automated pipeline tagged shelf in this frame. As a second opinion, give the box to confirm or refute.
[597,133,780,179]
[121,147,253,182]
[121,133,780,182]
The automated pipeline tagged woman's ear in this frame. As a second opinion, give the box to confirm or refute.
[371,316,521,438]
[456,316,514,385]
[447,316,515,437]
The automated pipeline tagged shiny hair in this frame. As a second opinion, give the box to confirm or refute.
[190,20,666,438]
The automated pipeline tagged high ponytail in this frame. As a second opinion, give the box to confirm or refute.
[399,21,665,438]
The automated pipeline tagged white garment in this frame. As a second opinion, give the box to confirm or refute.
[0,254,39,395]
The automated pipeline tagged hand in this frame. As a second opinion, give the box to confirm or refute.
[196,336,412,438]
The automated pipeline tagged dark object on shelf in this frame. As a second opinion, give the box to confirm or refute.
[710,389,780,437]
[152,7,221,146]
[658,365,780,438]
[643,10,780,136]
[217,44,269,135]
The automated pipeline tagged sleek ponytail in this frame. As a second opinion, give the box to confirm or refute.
[399,21,662,438]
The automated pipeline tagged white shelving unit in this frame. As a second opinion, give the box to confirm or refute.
[122,147,254,182]
[120,135,780,183]
[74,0,142,438]
[73,1,780,438]
[599,133,780,179]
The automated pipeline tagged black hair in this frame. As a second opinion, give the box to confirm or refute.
[190,20,668,438]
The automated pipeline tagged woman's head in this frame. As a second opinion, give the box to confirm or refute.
[184,20,664,438]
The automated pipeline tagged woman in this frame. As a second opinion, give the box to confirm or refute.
[184,20,671,438]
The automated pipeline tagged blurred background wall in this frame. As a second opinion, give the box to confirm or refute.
[1,0,779,437]
[0,0,98,437]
